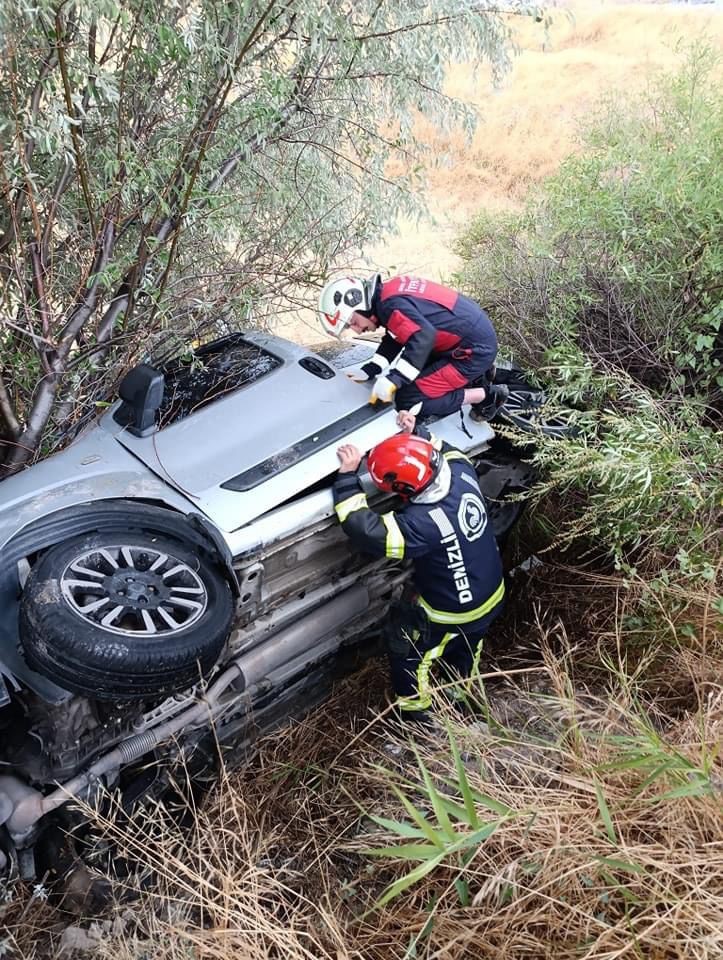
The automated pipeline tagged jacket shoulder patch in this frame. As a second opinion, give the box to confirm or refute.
[457,492,487,542]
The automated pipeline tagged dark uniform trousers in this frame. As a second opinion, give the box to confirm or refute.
[385,600,501,719]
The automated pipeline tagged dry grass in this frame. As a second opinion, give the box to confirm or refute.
[5,624,719,959]
[4,559,720,958]
[3,551,721,960]
[426,2,723,211]
[355,679,723,959]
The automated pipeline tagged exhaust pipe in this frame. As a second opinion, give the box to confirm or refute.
[2,585,369,842]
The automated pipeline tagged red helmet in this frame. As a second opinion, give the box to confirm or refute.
[367,434,441,498]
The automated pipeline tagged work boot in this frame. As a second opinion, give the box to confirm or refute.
[470,383,509,423]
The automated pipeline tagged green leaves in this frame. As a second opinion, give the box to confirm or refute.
[1,0,517,465]
[467,161,723,587]
[599,716,719,805]
[457,44,723,398]
[362,729,520,910]
[595,782,617,844]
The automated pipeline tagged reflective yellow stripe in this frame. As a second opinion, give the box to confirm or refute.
[396,630,457,712]
[444,449,472,464]
[335,492,368,523]
[381,512,405,559]
[418,579,505,625]
[416,630,456,704]
[397,696,430,712]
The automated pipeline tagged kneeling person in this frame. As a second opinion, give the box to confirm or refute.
[334,413,504,721]
[319,273,508,421]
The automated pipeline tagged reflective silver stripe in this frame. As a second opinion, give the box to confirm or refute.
[397,630,458,711]
[418,579,505,625]
[335,492,368,523]
[394,356,421,382]
[428,506,454,538]
[381,512,405,558]
[460,471,479,489]
[369,352,390,373]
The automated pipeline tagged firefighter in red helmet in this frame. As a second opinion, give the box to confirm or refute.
[334,411,505,722]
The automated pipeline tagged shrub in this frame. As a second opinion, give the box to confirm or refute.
[457,43,723,405]
[456,46,723,593]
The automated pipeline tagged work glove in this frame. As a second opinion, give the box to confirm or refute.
[344,365,372,383]
[369,374,397,405]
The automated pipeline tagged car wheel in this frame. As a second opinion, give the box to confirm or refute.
[498,388,579,439]
[19,532,234,700]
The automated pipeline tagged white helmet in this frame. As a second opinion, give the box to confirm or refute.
[318,273,380,337]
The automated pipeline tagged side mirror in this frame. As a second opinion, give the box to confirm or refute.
[114,364,165,437]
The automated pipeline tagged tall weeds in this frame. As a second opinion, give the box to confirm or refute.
[358,650,723,959]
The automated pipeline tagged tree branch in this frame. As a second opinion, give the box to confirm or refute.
[40,158,74,266]
[0,375,21,439]
[27,241,54,375]
[55,10,97,236]
[0,42,58,261]
[57,207,117,347]
[0,206,117,475]
[97,2,299,344]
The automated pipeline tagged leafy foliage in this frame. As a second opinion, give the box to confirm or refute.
[0,0,522,471]
[456,46,723,589]
[362,733,518,908]
[527,377,722,567]
[457,43,722,400]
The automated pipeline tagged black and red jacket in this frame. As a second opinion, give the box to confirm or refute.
[361,276,497,389]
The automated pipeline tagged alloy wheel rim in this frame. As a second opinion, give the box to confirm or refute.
[501,391,577,437]
[60,544,208,637]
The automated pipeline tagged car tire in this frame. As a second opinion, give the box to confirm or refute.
[492,365,579,439]
[19,531,234,700]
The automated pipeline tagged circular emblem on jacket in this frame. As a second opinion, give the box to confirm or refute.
[458,493,487,542]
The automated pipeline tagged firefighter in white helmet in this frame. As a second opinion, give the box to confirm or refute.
[319,273,508,421]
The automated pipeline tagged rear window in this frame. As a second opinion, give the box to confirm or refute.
[157,335,281,428]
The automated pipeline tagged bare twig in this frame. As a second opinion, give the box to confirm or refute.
[55,10,97,236]
[0,375,21,438]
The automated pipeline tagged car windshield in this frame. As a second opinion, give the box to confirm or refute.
[157,335,281,427]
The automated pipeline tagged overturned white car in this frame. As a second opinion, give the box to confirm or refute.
[0,331,543,877]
